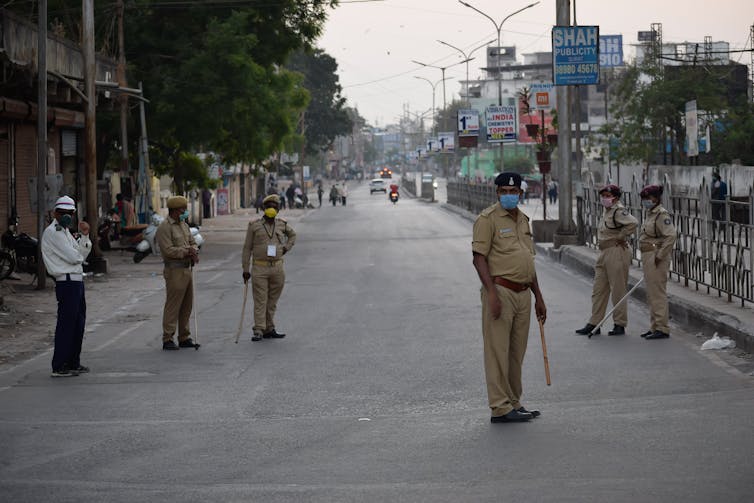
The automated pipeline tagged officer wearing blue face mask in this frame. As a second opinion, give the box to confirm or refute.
[41,196,92,377]
[155,195,200,350]
[472,172,547,423]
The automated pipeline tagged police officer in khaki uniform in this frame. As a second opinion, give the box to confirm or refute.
[242,194,296,341]
[156,196,200,350]
[576,185,638,336]
[472,172,547,423]
[638,185,676,339]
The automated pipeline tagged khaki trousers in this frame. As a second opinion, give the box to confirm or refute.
[642,251,671,333]
[251,262,285,334]
[162,267,193,342]
[481,285,531,417]
[589,246,632,327]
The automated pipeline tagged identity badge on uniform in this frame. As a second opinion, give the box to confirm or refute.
[664,218,671,225]
[267,245,277,257]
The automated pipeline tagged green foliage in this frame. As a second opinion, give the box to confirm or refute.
[710,102,754,165]
[603,60,735,166]
[286,49,353,155]
[505,156,534,173]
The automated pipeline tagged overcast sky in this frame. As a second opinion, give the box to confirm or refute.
[318,0,754,126]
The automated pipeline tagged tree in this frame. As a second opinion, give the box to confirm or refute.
[603,58,735,167]
[286,49,352,155]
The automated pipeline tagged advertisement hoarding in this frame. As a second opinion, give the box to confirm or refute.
[485,106,517,143]
[552,26,600,85]
[599,35,623,67]
[457,109,480,137]
[438,132,455,152]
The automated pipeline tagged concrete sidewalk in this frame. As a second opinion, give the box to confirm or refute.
[441,202,754,356]
[0,206,312,371]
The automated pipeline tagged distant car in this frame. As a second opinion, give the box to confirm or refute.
[369,179,387,194]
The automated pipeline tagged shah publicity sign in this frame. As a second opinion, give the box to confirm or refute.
[485,105,517,143]
[552,26,600,85]
[599,35,623,67]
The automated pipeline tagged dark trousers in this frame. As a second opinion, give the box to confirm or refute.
[52,279,86,371]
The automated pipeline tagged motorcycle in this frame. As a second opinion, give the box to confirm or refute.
[1,216,39,280]
[133,213,204,263]
[389,191,399,205]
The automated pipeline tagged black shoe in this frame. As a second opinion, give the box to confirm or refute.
[263,329,286,339]
[640,330,653,338]
[575,323,599,335]
[162,340,180,350]
[517,407,541,418]
[491,409,533,423]
[51,367,79,377]
[251,333,263,342]
[73,365,90,374]
[608,325,625,336]
[179,338,199,348]
[645,330,669,340]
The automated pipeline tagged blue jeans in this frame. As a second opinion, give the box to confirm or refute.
[51,279,86,371]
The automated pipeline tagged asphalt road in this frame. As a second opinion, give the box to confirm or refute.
[1,184,752,502]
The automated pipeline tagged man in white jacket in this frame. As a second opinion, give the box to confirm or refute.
[41,196,92,377]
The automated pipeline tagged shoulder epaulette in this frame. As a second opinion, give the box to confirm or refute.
[479,204,498,217]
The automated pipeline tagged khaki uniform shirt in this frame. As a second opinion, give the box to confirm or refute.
[472,203,535,284]
[242,217,297,273]
[155,216,197,262]
[639,205,676,261]
[598,202,638,243]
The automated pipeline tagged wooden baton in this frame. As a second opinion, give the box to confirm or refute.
[538,318,551,386]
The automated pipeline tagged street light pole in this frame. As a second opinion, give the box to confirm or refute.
[414,76,453,136]
[459,1,540,170]
[437,39,496,107]
[412,58,471,131]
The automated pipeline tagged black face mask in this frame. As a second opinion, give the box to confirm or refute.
[59,214,73,228]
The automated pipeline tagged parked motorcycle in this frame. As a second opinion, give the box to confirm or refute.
[389,191,399,205]
[1,216,39,279]
[133,213,204,263]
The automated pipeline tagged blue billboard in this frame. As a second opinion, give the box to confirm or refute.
[599,35,623,67]
[552,26,600,85]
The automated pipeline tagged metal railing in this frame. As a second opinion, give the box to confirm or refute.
[448,175,754,306]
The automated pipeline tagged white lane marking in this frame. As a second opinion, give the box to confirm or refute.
[92,319,149,352]
[205,271,223,284]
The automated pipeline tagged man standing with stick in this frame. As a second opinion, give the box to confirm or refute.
[472,172,547,423]
[156,196,200,350]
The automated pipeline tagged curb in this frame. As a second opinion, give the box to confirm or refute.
[441,202,753,354]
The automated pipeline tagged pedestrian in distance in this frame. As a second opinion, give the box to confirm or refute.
[317,183,324,208]
[575,185,638,336]
[548,180,558,204]
[638,185,677,340]
[156,196,200,350]
[340,182,348,206]
[330,185,339,206]
[41,196,92,377]
[285,185,296,210]
[472,172,547,423]
[710,171,727,221]
[241,194,296,341]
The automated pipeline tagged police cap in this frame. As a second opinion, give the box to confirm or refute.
[167,195,188,209]
[640,185,663,198]
[599,184,622,197]
[494,172,522,188]
[263,194,280,205]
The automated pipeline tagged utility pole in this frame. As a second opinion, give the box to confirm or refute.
[83,0,105,271]
[36,0,47,289]
[553,0,578,248]
[117,0,129,175]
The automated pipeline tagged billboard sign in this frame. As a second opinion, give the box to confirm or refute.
[438,131,455,152]
[552,26,600,85]
[485,106,517,143]
[529,83,556,111]
[599,35,623,67]
[686,100,699,157]
[457,109,480,137]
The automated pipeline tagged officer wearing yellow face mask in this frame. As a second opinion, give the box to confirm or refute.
[241,194,296,341]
